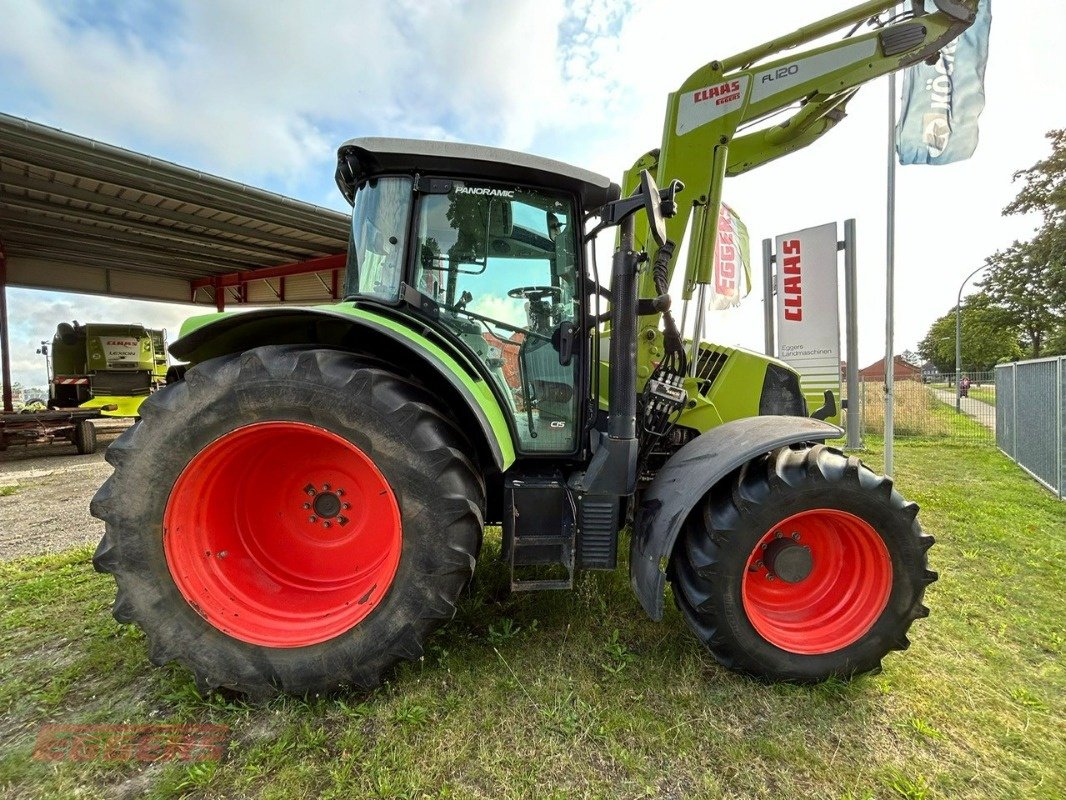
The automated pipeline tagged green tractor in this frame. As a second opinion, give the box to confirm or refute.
[48,321,169,417]
[92,1,974,695]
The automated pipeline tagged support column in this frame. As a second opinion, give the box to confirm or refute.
[843,219,861,448]
[762,238,775,357]
[0,244,13,413]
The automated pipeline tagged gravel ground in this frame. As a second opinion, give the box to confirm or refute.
[0,421,129,560]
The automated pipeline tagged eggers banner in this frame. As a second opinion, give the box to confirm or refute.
[709,203,751,310]
[774,223,841,424]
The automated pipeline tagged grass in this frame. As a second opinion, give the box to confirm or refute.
[967,387,996,407]
[1,440,1063,799]
[0,485,19,497]
[850,383,993,440]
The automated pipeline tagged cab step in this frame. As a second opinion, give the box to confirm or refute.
[504,474,575,592]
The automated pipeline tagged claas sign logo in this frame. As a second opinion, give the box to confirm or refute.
[781,239,802,321]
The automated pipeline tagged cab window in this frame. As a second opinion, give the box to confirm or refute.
[413,182,580,453]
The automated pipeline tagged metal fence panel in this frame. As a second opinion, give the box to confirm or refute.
[1060,360,1065,498]
[996,364,1014,458]
[1015,360,1059,492]
[996,357,1064,500]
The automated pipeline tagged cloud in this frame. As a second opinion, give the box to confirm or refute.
[468,293,528,332]
[0,0,577,193]
[1,0,1063,367]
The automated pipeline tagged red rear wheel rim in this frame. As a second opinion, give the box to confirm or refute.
[163,421,402,648]
[741,509,892,655]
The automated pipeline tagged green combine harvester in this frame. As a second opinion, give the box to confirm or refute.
[49,321,169,417]
[92,1,976,696]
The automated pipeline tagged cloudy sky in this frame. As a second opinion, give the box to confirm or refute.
[1,0,1063,389]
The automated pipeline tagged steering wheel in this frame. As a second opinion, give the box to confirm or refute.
[507,285,562,303]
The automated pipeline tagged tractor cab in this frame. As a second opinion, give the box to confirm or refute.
[336,138,620,455]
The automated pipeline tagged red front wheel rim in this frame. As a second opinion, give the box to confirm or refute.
[163,421,402,648]
[741,509,892,655]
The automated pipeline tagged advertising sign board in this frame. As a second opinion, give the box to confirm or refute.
[774,223,841,423]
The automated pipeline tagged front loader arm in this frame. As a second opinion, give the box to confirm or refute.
[625,0,977,307]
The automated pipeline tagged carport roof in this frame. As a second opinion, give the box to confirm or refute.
[0,113,351,306]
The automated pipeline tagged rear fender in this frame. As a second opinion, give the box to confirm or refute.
[169,306,516,472]
[630,416,842,620]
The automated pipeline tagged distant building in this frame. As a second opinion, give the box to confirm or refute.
[921,362,940,382]
[858,356,923,382]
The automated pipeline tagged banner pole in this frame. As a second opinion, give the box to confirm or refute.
[885,68,897,477]
[844,219,861,448]
[762,238,774,356]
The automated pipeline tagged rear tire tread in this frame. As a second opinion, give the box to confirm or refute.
[91,345,485,696]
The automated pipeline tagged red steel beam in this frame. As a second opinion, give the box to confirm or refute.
[0,241,13,413]
[191,252,346,294]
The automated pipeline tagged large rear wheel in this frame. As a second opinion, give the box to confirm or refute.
[670,444,936,682]
[92,346,484,696]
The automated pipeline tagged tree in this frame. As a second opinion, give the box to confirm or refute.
[1004,129,1066,221]
[981,237,1063,358]
[918,292,1021,373]
[984,129,1066,357]
[900,349,922,367]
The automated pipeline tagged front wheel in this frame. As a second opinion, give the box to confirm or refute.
[91,346,484,696]
[670,444,936,682]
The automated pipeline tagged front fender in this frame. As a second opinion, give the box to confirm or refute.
[630,415,842,620]
[169,305,516,472]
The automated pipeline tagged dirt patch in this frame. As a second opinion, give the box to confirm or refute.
[0,424,127,560]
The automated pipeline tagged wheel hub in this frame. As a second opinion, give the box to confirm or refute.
[303,483,350,527]
[313,491,342,518]
[763,537,812,583]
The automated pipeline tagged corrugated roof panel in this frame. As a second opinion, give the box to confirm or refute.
[0,112,350,305]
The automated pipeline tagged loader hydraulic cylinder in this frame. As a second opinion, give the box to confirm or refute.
[608,214,639,441]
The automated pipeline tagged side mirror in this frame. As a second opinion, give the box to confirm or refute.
[640,170,668,248]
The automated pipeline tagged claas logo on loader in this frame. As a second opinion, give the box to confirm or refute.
[782,239,802,321]
[693,80,742,107]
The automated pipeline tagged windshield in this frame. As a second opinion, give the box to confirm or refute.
[344,176,412,302]
[413,182,580,453]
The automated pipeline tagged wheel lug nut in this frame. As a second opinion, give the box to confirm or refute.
[322,484,330,491]
[336,489,344,497]
[303,503,311,510]
[322,521,331,529]
[766,573,775,581]
[309,515,317,523]
[791,532,800,541]
[774,531,783,539]
[343,502,351,510]
[761,543,768,550]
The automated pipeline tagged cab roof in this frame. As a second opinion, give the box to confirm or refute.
[336,137,620,211]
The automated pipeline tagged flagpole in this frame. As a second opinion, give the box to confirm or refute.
[885,64,897,477]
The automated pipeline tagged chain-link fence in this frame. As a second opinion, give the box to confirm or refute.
[841,372,996,444]
[995,358,1064,499]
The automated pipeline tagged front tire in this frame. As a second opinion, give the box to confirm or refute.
[91,346,484,696]
[670,444,936,682]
